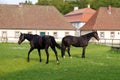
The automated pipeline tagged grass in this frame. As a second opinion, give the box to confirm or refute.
[0,43,120,80]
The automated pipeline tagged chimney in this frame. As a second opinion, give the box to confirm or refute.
[87,4,90,8]
[74,7,79,11]
[19,2,23,7]
[107,5,112,14]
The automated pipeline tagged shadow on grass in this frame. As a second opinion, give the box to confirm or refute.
[108,49,120,54]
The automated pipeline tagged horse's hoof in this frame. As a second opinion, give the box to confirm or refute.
[46,62,48,64]
[63,56,65,59]
[57,61,60,65]
[40,60,42,62]
[57,62,60,65]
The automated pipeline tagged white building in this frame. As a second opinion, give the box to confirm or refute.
[64,5,96,36]
[81,6,120,44]
[0,4,75,42]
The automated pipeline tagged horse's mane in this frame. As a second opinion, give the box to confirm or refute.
[81,32,95,37]
[24,33,39,36]
[23,34,40,40]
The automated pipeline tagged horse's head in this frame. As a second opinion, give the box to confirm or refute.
[93,31,99,41]
[18,33,25,45]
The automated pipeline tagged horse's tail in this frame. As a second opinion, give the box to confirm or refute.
[51,36,61,49]
[61,38,66,57]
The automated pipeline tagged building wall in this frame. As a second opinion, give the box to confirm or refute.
[98,31,120,39]
[81,30,120,44]
[81,30,120,39]
[0,29,75,42]
[71,22,85,29]
[71,22,85,36]
[98,31,120,44]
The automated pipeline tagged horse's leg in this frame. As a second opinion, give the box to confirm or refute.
[51,46,59,64]
[45,46,49,64]
[37,49,42,62]
[67,47,72,58]
[82,47,86,58]
[28,47,34,62]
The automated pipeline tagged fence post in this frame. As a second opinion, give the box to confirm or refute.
[105,39,106,45]
[112,39,113,47]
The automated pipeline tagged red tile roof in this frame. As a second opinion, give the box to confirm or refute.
[81,7,120,30]
[64,8,96,22]
[0,4,74,30]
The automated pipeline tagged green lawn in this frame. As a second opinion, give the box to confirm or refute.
[0,43,120,80]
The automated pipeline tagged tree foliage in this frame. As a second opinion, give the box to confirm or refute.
[36,0,120,14]
[20,0,33,5]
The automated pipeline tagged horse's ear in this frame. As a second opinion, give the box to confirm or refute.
[20,32,22,35]
[92,30,97,32]
[20,32,25,38]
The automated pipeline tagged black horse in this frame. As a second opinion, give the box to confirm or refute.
[18,33,61,64]
[61,31,99,58]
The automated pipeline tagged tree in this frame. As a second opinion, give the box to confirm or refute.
[36,0,73,14]
[36,0,50,5]
[20,0,33,5]
[24,0,33,5]
[36,0,120,14]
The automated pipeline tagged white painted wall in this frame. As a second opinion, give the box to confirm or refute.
[97,31,120,39]
[71,22,85,29]
[81,30,120,39]
[71,22,85,36]
[81,30,120,44]
[0,29,75,42]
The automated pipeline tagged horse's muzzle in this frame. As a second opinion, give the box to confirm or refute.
[97,37,100,41]
[18,41,21,45]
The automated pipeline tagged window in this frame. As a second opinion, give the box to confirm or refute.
[100,32,104,38]
[2,31,7,38]
[1,31,7,42]
[47,32,49,35]
[65,32,69,36]
[72,23,75,27]
[40,32,45,36]
[53,32,58,39]
[15,31,20,38]
[110,32,115,38]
